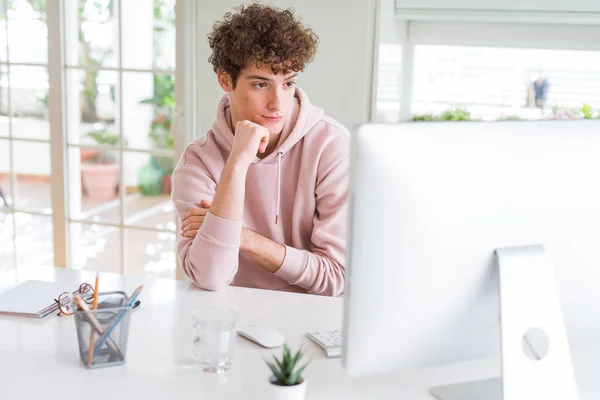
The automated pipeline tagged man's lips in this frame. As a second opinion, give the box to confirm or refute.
[262,115,284,122]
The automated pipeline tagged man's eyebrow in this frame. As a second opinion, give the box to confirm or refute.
[245,75,273,81]
[245,73,298,81]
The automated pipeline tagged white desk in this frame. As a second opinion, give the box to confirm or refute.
[1,266,598,399]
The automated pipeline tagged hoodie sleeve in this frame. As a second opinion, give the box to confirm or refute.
[171,150,241,291]
[274,156,349,296]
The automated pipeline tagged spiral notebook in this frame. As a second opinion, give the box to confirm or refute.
[0,280,92,318]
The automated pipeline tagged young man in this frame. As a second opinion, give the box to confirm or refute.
[171,3,350,296]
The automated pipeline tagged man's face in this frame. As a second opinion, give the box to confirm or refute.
[220,64,298,134]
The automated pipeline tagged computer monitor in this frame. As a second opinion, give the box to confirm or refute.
[342,120,600,400]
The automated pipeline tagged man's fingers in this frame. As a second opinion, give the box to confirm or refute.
[184,207,200,219]
[258,136,268,153]
[182,222,203,232]
[181,216,205,228]
[183,229,198,238]
[257,127,269,153]
[182,219,202,230]
[183,207,208,220]
[183,201,211,220]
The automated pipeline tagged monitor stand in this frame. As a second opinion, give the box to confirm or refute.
[430,245,579,400]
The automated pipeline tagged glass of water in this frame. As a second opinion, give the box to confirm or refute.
[191,308,237,373]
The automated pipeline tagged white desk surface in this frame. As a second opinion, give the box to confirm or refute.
[1,266,598,399]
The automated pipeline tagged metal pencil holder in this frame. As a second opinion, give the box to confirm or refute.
[73,291,133,369]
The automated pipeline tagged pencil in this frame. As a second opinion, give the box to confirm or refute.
[87,273,99,366]
[73,294,122,358]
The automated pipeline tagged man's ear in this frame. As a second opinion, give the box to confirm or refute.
[217,70,234,92]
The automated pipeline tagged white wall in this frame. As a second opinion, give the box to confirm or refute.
[194,0,377,134]
[379,0,405,45]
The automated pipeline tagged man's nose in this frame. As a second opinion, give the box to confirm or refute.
[267,87,282,111]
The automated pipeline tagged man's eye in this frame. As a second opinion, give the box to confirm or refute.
[285,81,296,88]
[253,82,267,88]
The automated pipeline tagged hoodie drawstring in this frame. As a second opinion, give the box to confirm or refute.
[276,152,283,224]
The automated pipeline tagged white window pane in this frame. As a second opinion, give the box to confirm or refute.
[0,137,12,268]
[0,6,7,63]
[0,212,14,271]
[125,228,176,279]
[122,72,174,151]
[68,147,122,226]
[65,69,119,144]
[65,0,119,68]
[0,65,9,137]
[122,0,176,71]
[0,138,10,207]
[13,141,51,213]
[70,221,121,273]
[123,151,175,232]
[7,0,47,64]
[15,213,53,267]
[10,66,49,140]
[375,44,402,122]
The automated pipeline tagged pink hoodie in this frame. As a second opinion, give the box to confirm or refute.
[171,88,349,296]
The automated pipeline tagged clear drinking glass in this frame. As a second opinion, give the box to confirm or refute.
[192,308,237,373]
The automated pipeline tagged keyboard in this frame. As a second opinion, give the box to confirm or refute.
[306,330,342,358]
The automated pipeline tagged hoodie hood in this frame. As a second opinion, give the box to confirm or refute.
[210,87,324,164]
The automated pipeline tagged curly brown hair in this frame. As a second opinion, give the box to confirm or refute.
[208,3,319,88]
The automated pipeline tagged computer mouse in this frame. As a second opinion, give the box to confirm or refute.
[237,326,285,348]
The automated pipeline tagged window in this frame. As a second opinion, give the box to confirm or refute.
[373,20,600,123]
[412,45,600,121]
[64,0,178,278]
[0,0,53,270]
[0,0,182,279]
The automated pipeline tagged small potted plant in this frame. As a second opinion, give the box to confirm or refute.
[81,128,122,199]
[266,344,310,400]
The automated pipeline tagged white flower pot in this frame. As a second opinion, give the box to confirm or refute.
[268,378,307,400]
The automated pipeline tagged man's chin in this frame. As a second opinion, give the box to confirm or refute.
[263,121,286,135]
